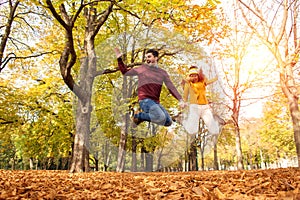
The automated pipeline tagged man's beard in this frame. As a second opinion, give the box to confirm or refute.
[147,62,156,67]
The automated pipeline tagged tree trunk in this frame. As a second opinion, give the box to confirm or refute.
[144,124,157,172]
[213,140,218,170]
[70,100,91,172]
[200,142,205,170]
[141,146,146,171]
[29,158,34,170]
[116,112,129,172]
[131,135,137,172]
[145,152,153,172]
[11,156,15,170]
[156,148,163,171]
[116,128,127,172]
[201,153,205,170]
[116,74,131,172]
[282,75,300,167]
[188,142,198,171]
[235,125,244,170]
[70,40,95,172]
[94,158,99,171]
[104,141,111,171]
[260,149,264,169]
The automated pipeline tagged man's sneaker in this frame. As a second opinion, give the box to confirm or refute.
[171,111,183,123]
[132,116,142,126]
[131,111,143,127]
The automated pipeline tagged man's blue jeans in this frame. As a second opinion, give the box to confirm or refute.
[135,98,172,126]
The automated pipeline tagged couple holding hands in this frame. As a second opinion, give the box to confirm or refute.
[114,48,220,137]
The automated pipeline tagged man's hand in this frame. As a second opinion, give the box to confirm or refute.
[114,48,123,58]
[179,100,187,109]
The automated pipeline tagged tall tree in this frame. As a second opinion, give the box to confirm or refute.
[237,0,300,167]
[43,0,115,172]
[212,1,274,169]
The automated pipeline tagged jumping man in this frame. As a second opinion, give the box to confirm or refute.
[114,48,186,127]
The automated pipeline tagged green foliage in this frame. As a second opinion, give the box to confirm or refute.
[0,80,26,169]
[0,75,74,169]
[259,90,296,162]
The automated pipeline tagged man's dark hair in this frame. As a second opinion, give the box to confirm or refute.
[146,49,159,57]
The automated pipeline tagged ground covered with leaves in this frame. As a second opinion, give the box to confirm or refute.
[0,168,299,199]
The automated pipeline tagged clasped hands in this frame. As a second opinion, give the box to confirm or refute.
[179,100,188,109]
